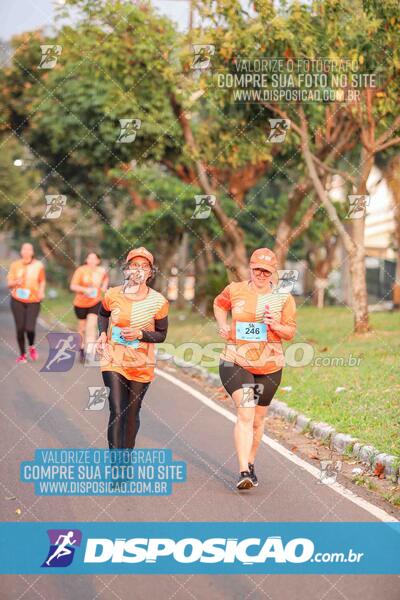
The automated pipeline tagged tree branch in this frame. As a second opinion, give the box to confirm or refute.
[375,114,400,148]
[169,92,214,195]
[298,107,355,255]
[291,195,321,241]
[375,136,400,153]
[311,155,356,185]
[259,102,303,137]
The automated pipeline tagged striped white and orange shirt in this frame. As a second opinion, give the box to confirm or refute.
[214,280,296,375]
[101,286,169,382]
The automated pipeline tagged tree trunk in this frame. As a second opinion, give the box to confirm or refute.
[274,179,312,268]
[154,238,179,296]
[299,109,370,332]
[192,244,209,316]
[176,232,189,309]
[348,150,373,333]
[394,254,400,309]
[349,237,369,332]
[274,220,292,269]
[313,279,327,308]
[311,237,338,308]
[384,154,400,309]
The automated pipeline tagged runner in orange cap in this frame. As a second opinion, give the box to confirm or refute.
[70,252,109,362]
[7,243,46,363]
[96,247,169,448]
[214,248,296,490]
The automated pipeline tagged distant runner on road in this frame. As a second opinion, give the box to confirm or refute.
[7,243,46,364]
[70,252,108,362]
[214,248,296,490]
[96,247,169,449]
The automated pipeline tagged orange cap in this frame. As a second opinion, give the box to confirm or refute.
[249,248,277,273]
[126,247,154,267]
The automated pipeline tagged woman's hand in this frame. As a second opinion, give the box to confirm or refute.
[263,307,281,331]
[217,324,231,340]
[10,277,23,288]
[96,332,111,360]
[120,327,142,341]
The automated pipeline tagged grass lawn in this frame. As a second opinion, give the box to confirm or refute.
[42,291,400,457]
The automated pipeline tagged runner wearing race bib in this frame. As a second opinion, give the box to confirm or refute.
[70,253,109,362]
[7,243,46,363]
[213,248,296,490]
[96,247,168,449]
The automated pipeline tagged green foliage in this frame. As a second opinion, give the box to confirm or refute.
[1,0,399,288]
[0,134,42,231]
[196,262,229,313]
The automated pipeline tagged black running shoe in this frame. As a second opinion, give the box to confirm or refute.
[236,471,253,490]
[248,463,259,487]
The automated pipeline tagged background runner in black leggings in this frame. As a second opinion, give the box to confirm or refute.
[7,243,46,362]
[10,298,41,356]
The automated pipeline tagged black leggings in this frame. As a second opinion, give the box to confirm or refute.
[10,298,41,355]
[219,360,282,407]
[102,371,150,449]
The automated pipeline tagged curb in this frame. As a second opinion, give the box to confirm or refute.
[157,354,399,482]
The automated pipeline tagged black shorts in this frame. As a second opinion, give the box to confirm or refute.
[219,360,282,407]
[74,302,101,320]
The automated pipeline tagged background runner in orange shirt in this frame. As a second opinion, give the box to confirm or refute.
[96,247,168,449]
[7,243,46,363]
[70,252,109,362]
[214,248,296,490]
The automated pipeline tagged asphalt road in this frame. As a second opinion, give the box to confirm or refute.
[0,292,399,600]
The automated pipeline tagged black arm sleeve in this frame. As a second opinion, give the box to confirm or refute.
[98,303,111,335]
[141,316,168,343]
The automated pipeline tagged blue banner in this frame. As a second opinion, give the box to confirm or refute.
[0,522,399,574]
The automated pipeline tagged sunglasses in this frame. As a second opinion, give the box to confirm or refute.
[122,261,151,272]
[252,267,273,275]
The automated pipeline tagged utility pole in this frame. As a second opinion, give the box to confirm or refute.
[188,0,193,32]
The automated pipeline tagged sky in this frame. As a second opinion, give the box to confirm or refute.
[0,0,191,41]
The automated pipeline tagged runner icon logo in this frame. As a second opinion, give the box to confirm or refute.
[318,460,342,485]
[191,44,215,70]
[232,299,246,315]
[38,45,62,69]
[86,386,110,411]
[240,384,264,407]
[275,270,299,294]
[267,119,291,143]
[117,119,142,143]
[43,195,67,219]
[41,333,81,372]
[347,195,370,219]
[191,195,216,219]
[41,529,82,568]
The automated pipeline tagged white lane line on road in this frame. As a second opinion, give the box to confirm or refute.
[156,368,398,524]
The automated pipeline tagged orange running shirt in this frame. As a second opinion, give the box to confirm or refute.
[71,265,107,308]
[214,280,296,375]
[7,259,46,303]
[100,286,169,382]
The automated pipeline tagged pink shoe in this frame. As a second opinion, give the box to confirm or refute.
[16,354,27,364]
[29,346,39,361]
